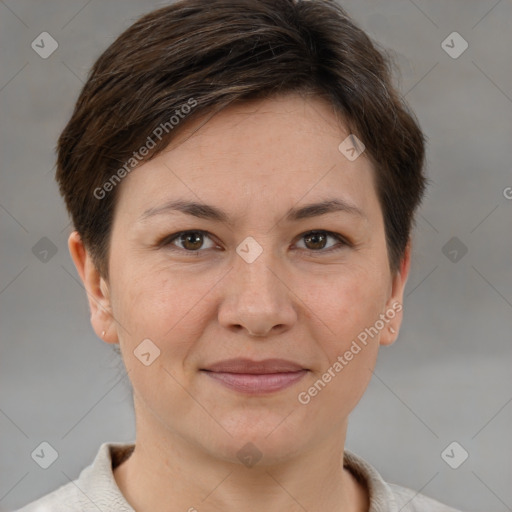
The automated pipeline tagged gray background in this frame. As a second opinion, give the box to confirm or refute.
[1,0,511,510]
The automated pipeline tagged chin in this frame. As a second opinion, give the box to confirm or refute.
[202,411,310,466]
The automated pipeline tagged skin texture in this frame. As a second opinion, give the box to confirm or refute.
[69,93,411,512]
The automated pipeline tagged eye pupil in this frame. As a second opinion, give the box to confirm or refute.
[182,232,203,250]
[304,232,327,250]
[168,230,342,254]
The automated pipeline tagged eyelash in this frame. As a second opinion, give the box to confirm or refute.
[158,230,351,256]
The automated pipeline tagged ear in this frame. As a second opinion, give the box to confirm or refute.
[68,231,118,344]
[379,240,412,346]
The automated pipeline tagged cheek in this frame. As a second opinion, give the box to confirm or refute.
[303,265,389,346]
[108,265,217,414]
[110,262,219,354]
[299,266,388,403]
[295,274,386,417]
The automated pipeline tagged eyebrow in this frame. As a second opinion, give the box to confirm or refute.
[139,198,365,225]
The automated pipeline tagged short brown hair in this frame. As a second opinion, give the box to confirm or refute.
[56,0,427,278]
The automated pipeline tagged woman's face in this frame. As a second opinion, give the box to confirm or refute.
[78,94,409,464]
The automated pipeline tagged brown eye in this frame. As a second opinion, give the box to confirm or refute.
[303,231,328,250]
[162,231,217,252]
[296,230,348,254]
[179,231,204,250]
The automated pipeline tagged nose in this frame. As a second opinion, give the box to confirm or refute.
[217,247,297,338]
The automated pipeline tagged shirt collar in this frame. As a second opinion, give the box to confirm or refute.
[80,442,397,511]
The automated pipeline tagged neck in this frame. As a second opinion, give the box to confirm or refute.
[114,402,368,512]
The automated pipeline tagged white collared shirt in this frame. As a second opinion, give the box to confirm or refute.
[15,442,463,511]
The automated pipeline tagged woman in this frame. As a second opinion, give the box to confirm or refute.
[16,0,463,510]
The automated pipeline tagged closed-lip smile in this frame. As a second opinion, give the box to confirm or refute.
[201,358,309,394]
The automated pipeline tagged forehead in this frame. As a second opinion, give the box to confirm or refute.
[116,94,380,224]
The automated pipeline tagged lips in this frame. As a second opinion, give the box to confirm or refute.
[203,358,306,374]
[201,358,308,394]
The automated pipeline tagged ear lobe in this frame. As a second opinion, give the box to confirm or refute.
[68,231,118,344]
[379,240,412,347]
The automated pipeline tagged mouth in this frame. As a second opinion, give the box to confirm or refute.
[200,358,309,395]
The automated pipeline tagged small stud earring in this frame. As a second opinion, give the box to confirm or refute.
[101,330,106,337]
[389,327,396,334]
